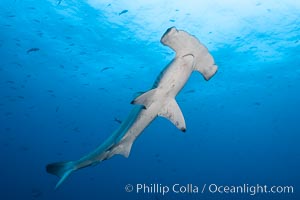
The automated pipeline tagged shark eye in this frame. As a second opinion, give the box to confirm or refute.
[166,27,174,33]
[162,27,176,37]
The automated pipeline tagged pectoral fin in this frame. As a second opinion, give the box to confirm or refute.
[131,89,157,109]
[159,98,186,132]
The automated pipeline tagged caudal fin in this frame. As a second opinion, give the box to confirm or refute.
[46,161,76,189]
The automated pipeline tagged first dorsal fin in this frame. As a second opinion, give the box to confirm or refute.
[158,98,186,132]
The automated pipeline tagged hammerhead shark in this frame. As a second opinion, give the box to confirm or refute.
[46,27,218,189]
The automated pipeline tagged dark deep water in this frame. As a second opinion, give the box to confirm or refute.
[0,0,299,200]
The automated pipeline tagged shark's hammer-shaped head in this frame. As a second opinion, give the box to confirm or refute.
[160,27,218,80]
[161,26,190,54]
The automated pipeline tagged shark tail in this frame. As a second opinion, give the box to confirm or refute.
[46,161,76,189]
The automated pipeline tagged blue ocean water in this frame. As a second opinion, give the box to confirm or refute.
[0,0,299,200]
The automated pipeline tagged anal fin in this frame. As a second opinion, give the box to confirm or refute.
[110,138,133,158]
[159,98,186,132]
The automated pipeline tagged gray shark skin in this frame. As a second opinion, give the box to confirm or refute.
[46,27,218,189]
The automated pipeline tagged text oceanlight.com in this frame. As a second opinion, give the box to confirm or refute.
[124,183,294,196]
